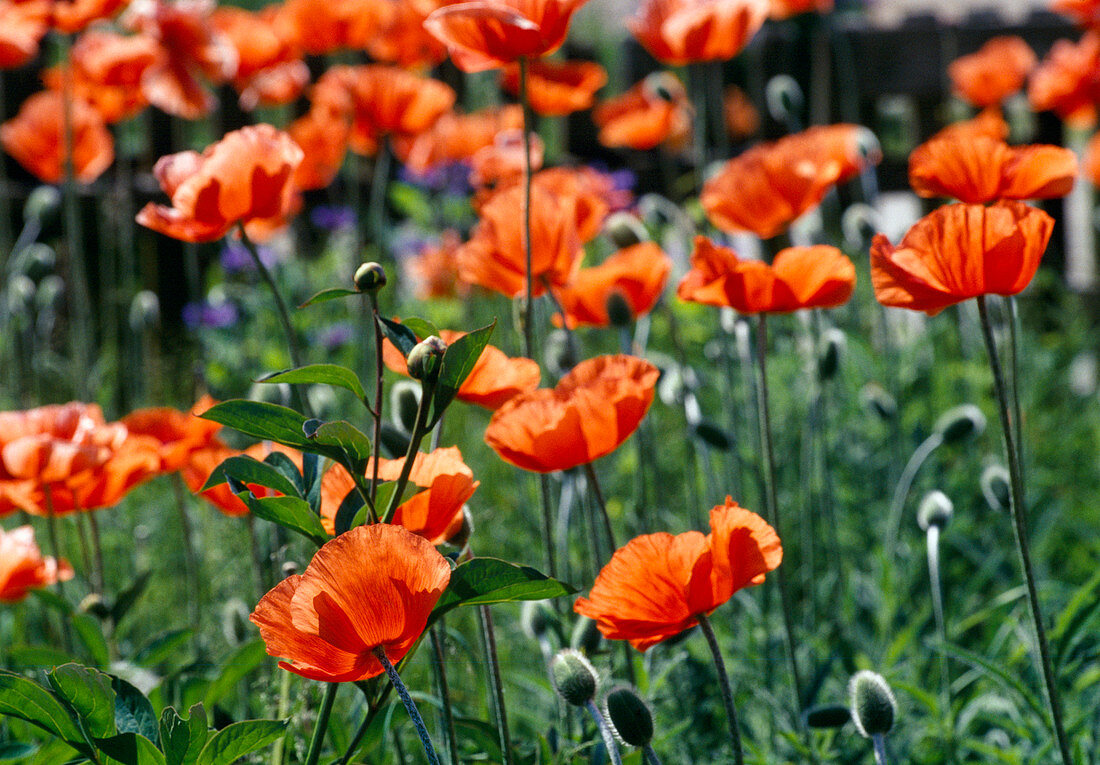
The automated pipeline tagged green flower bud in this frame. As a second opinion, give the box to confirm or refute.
[281,560,299,578]
[79,593,110,619]
[544,329,578,376]
[934,404,986,444]
[353,262,386,292]
[603,212,648,249]
[980,464,1011,512]
[221,599,252,646]
[18,242,56,280]
[804,703,853,729]
[406,336,447,382]
[917,490,953,531]
[23,185,62,225]
[861,383,896,422]
[849,670,897,738]
[128,290,161,333]
[818,328,845,381]
[390,380,422,434]
[551,649,598,707]
[35,275,65,312]
[443,506,473,553]
[571,616,603,655]
[521,600,557,641]
[6,275,35,314]
[606,290,634,328]
[603,686,654,747]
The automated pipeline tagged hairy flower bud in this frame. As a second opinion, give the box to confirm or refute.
[849,670,897,738]
[551,649,598,707]
[917,490,953,531]
[603,686,654,747]
[934,404,986,444]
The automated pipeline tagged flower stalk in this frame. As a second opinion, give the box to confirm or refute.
[375,647,442,765]
[303,681,339,765]
[696,613,742,765]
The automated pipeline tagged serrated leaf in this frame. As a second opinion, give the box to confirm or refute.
[111,570,152,626]
[300,287,359,308]
[0,670,88,751]
[47,664,117,739]
[235,493,327,545]
[95,732,166,765]
[160,704,207,765]
[378,317,418,358]
[195,720,287,765]
[428,558,574,628]
[205,455,301,499]
[200,401,311,448]
[111,676,158,744]
[307,421,372,473]
[203,641,267,711]
[72,615,110,668]
[259,364,367,403]
[429,321,495,426]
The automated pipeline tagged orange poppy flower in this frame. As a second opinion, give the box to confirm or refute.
[1084,130,1100,186]
[288,106,350,193]
[136,124,303,243]
[400,104,524,174]
[382,329,540,409]
[124,0,238,120]
[51,0,128,33]
[930,107,1008,143]
[948,36,1036,109]
[723,84,758,140]
[423,0,590,73]
[367,0,447,68]
[871,201,1054,316]
[677,236,855,313]
[701,123,878,239]
[553,242,672,327]
[0,0,49,70]
[1052,0,1100,28]
[42,31,158,123]
[319,447,478,542]
[181,440,302,517]
[403,230,470,299]
[1028,31,1100,126]
[484,354,659,473]
[628,0,768,66]
[768,0,832,18]
[0,525,73,602]
[594,72,691,151]
[274,0,390,55]
[212,6,307,110]
[493,165,612,239]
[0,90,113,184]
[120,396,223,474]
[250,523,451,682]
[500,59,607,116]
[574,497,782,650]
[468,127,544,188]
[908,130,1077,204]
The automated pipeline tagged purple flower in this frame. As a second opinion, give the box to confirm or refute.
[311,205,357,231]
[315,322,355,349]
[399,161,471,196]
[182,300,239,329]
[220,241,278,273]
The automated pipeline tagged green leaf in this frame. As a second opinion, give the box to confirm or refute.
[429,321,495,426]
[95,732,166,765]
[200,401,311,448]
[135,630,193,668]
[304,420,372,474]
[378,317,419,358]
[0,743,37,762]
[203,641,268,711]
[7,645,75,669]
[111,676,158,744]
[236,493,328,545]
[428,558,574,627]
[47,664,117,738]
[333,487,366,537]
[30,588,74,615]
[388,182,434,226]
[72,615,110,668]
[299,287,359,308]
[940,641,1047,723]
[0,670,88,751]
[160,704,207,765]
[259,364,368,403]
[206,455,301,498]
[110,570,152,627]
[195,720,287,765]
[402,318,440,343]
[265,451,306,496]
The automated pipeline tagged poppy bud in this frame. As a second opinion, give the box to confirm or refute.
[380,421,411,458]
[129,290,161,333]
[693,419,733,451]
[390,380,422,433]
[603,686,654,747]
[222,598,252,646]
[281,560,299,578]
[407,336,448,382]
[805,703,853,729]
[606,290,634,327]
[353,262,386,292]
[17,243,56,280]
[818,328,845,381]
[861,383,897,422]
[79,593,110,619]
[23,185,62,225]
[544,329,579,376]
[934,404,986,444]
[551,649,599,707]
[571,616,603,655]
[521,600,557,641]
[765,74,804,125]
[849,670,897,738]
[443,506,473,553]
[35,275,65,313]
[6,275,35,315]
[917,490,953,531]
[604,212,648,249]
[980,464,1010,512]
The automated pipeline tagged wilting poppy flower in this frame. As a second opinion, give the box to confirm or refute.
[120,396,223,473]
[554,242,672,327]
[593,72,691,151]
[212,6,307,110]
[871,201,1054,316]
[319,447,478,541]
[908,130,1077,204]
[701,123,879,239]
[383,329,540,409]
[423,0,590,73]
[1028,31,1100,125]
[574,497,782,650]
[136,124,303,243]
[250,523,451,682]
[628,0,768,66]
[677,236,855,313]
[0,525,74,602]
[0,90,113,183]
[181,440,302,517]
[948,36,1036,109]
[124,0,238,120]
[485,354,659,473]
[500,59,607,116]
[274,0,390,55]
[42,31,158,123]
[0,0,49,69]
[400,105,524,175]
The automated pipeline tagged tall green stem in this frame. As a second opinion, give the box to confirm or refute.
[585,700,624,765]
[477,602,514,765]
[429,626,459,765]
[383,377,435,522]
[369,296,384,504]
[374,647,442,765]
[172,474,203,647]
[926,524,953,761]
[696,613,742,765]
[519,57,535,361]
[871,734,888,765]
[975,296,1071,765]
[43,486,73,652]
[303,682,339,765]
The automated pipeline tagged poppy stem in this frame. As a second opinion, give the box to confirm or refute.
[643,744,664,765]
[1005,296,1024,470]
[925,524,953,759]
[271,663,292,765]
[172,474,204,650]
[383,377,435,522]
[519,56,535,361]
[369,295,384,505]
[882,432,943,571]
[975,295,1072,765]
[429,626,460,765]
[85,508,105,594]
[585,699,624,765]
[303,681,340,765]
[540,474,558,581]
[43,485,73,653]
[236,225,312,418]
[753,315,806,717]
[582,462,617,557]
[374,646,442,765]
[476,602,515,764]
[695,613,743,765]
[871,733,888,765]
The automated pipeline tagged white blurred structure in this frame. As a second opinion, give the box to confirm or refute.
[865,0,1050,27]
